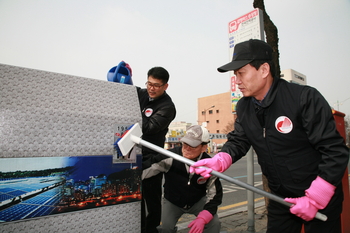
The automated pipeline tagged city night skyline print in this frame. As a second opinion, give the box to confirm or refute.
[0,155,142,223]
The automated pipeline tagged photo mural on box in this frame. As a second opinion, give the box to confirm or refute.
[0,155,142,223]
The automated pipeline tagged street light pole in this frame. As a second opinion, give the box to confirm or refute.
[335,97,350,111]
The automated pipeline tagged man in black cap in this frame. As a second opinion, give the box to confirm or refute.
[190,39,349,233]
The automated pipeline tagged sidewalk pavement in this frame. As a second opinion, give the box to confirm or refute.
[176,201,267,233]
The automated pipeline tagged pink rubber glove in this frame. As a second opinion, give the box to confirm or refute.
[188,210,213,233]
[189,152,232,178]
[284,176,335,221]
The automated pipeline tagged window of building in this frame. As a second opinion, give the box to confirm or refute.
[216,130,220,133]
[216,110,219,113]
[216,120,219,123]
[208,110,213,114]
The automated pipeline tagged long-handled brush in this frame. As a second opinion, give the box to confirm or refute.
[117,123,327,221]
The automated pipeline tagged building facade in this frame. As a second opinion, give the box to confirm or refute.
[197,92,235,146]
[280,69,307,85]
[165,121,191,149]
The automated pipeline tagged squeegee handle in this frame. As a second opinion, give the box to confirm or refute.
[135,138,327,222]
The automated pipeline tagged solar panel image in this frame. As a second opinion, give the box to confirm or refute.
[0,178,62,222]
[0,192,13,202]
[0,200,56,222]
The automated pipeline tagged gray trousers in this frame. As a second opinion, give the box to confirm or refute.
[159,196,221,233]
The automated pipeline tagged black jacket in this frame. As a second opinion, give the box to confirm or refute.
[142,146,223,216]
[137,88,176,160]
[221,77,349,215]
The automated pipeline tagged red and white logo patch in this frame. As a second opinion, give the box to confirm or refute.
[144,108,153,117]
[197,177,207,184]
[275,116,293,134]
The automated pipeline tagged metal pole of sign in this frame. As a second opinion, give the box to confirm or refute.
[246,147,255,233]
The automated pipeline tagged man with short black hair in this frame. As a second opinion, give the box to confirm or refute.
[137,66,176,233]
[190,39,349,233]
[143,125,222,233]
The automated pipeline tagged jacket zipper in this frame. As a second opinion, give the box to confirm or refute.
[188,172,193,185]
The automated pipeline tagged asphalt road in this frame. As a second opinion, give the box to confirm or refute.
[219,153,264,210]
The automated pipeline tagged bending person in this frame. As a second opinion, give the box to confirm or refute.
[143,125,222,233]
[190,39,349,233]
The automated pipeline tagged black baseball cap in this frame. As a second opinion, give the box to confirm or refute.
[217,39,273,73]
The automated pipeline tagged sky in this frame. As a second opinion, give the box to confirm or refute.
[1,0,350,125]
[0,157,73,172]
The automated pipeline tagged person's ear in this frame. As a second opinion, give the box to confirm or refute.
[163,83,169,91]
[260,63,270,79]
